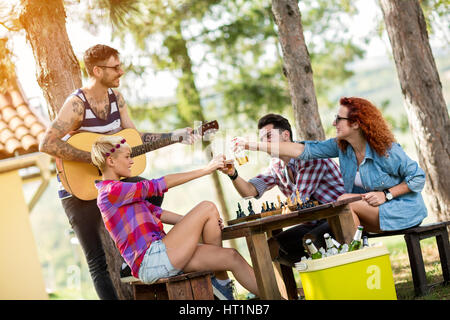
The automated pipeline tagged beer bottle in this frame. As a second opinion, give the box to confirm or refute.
[324,233,339,255]
[348,226,364,252]
[362,236,369,248]
[332,238,342,251]
[305,238,322,259]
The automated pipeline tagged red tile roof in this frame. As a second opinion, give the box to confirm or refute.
[0,89,47,160]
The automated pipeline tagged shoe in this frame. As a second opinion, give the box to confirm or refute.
[211,276,235,300]
[120,263,140,283]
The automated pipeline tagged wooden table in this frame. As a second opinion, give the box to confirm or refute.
[222,196,361,300]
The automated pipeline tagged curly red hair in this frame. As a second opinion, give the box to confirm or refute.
[337,97,396,157]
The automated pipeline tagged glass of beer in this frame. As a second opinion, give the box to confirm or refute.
[224,159,235,175]
[235,150,248,166]
[232,138,249,166]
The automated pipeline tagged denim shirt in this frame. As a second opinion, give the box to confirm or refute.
[299,138,427,231]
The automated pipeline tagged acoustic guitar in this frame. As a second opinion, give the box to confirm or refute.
[56,120,219,200]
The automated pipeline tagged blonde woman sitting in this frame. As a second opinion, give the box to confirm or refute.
[91,135,258,300]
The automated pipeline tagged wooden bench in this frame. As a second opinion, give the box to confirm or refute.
[130,270,214,300]
[367,221,450,296]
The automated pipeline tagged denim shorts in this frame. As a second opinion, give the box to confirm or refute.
[138,240,182,284]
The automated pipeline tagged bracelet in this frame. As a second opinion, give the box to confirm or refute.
[228,169,238,181]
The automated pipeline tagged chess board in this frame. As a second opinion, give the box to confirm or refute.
[228,190,321,226]
[226,196,363,227]
[227,206,295,226]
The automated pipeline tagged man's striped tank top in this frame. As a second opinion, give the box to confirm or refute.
[58,88,121,199]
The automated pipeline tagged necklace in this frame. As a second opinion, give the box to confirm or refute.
[354,147,365,166]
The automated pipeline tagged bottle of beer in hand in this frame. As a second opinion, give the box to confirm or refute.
[305,238,322,259]
[348,226,364,252]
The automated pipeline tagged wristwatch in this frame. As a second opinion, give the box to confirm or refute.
[228,169,238,181]
[383,189,393,201]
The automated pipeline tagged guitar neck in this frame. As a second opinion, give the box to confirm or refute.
[129,120,218,158]
[131,135,182,158]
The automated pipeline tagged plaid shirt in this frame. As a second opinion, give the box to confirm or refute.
[95,177,168,278]
[248,149,345,204]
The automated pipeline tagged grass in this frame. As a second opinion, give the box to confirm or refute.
[383,236,450,300]
[47,287,98,300]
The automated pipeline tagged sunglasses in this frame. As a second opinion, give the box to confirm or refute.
[334,114,351,123]
[97,64,122,72]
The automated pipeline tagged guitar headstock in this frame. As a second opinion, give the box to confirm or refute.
[197,120,219,137]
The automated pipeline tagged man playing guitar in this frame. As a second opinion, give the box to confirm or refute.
[39,44,196,300]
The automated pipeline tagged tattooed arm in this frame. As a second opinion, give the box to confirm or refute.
[39,96,91,163]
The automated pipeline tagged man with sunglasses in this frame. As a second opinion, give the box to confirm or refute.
[220,113,345,266]
[39,44,196,299]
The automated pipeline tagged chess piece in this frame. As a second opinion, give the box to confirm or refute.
[277,195,282,209]
[248,201,255,215]
[286,196,293,207]
[265,201,270,211]
[261,202,267,213]
[284,205,292,214]
[270,202,276,211]
[296,190,301,204]
[237,203,246,218]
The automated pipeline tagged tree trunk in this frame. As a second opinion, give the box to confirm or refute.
[99,224,133,299]
[271,0,326,141]
[19,0,82,120]
[379,0,449,223]
[20,0,133,299]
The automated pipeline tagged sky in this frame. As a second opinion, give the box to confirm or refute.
[2,0,446,115]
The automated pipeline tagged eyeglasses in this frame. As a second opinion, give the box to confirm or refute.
[97,64,122,72]
[334,114,351,123]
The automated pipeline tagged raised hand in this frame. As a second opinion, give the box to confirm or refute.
[172,127,199,145]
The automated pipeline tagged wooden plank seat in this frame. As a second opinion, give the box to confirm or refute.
[130,270,214,300]
[367,221,450,296]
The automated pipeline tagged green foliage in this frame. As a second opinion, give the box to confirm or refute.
[84,0,366,130]
[310,40,365,108]
[98,0,141,28]
[204,0,365,122]
[420,0,450,44]
[218,62,291,120]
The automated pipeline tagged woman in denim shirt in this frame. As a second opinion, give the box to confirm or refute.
[235,97,427,232]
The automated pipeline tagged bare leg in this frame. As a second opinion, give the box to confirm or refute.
[182,244,259,296]
[349,200,381,232]
[162,201,258,294]
[338,194,381,233]
[162,201,220,269]
[195,203,228,280]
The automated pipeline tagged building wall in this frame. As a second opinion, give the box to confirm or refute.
[0,169,47,299]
